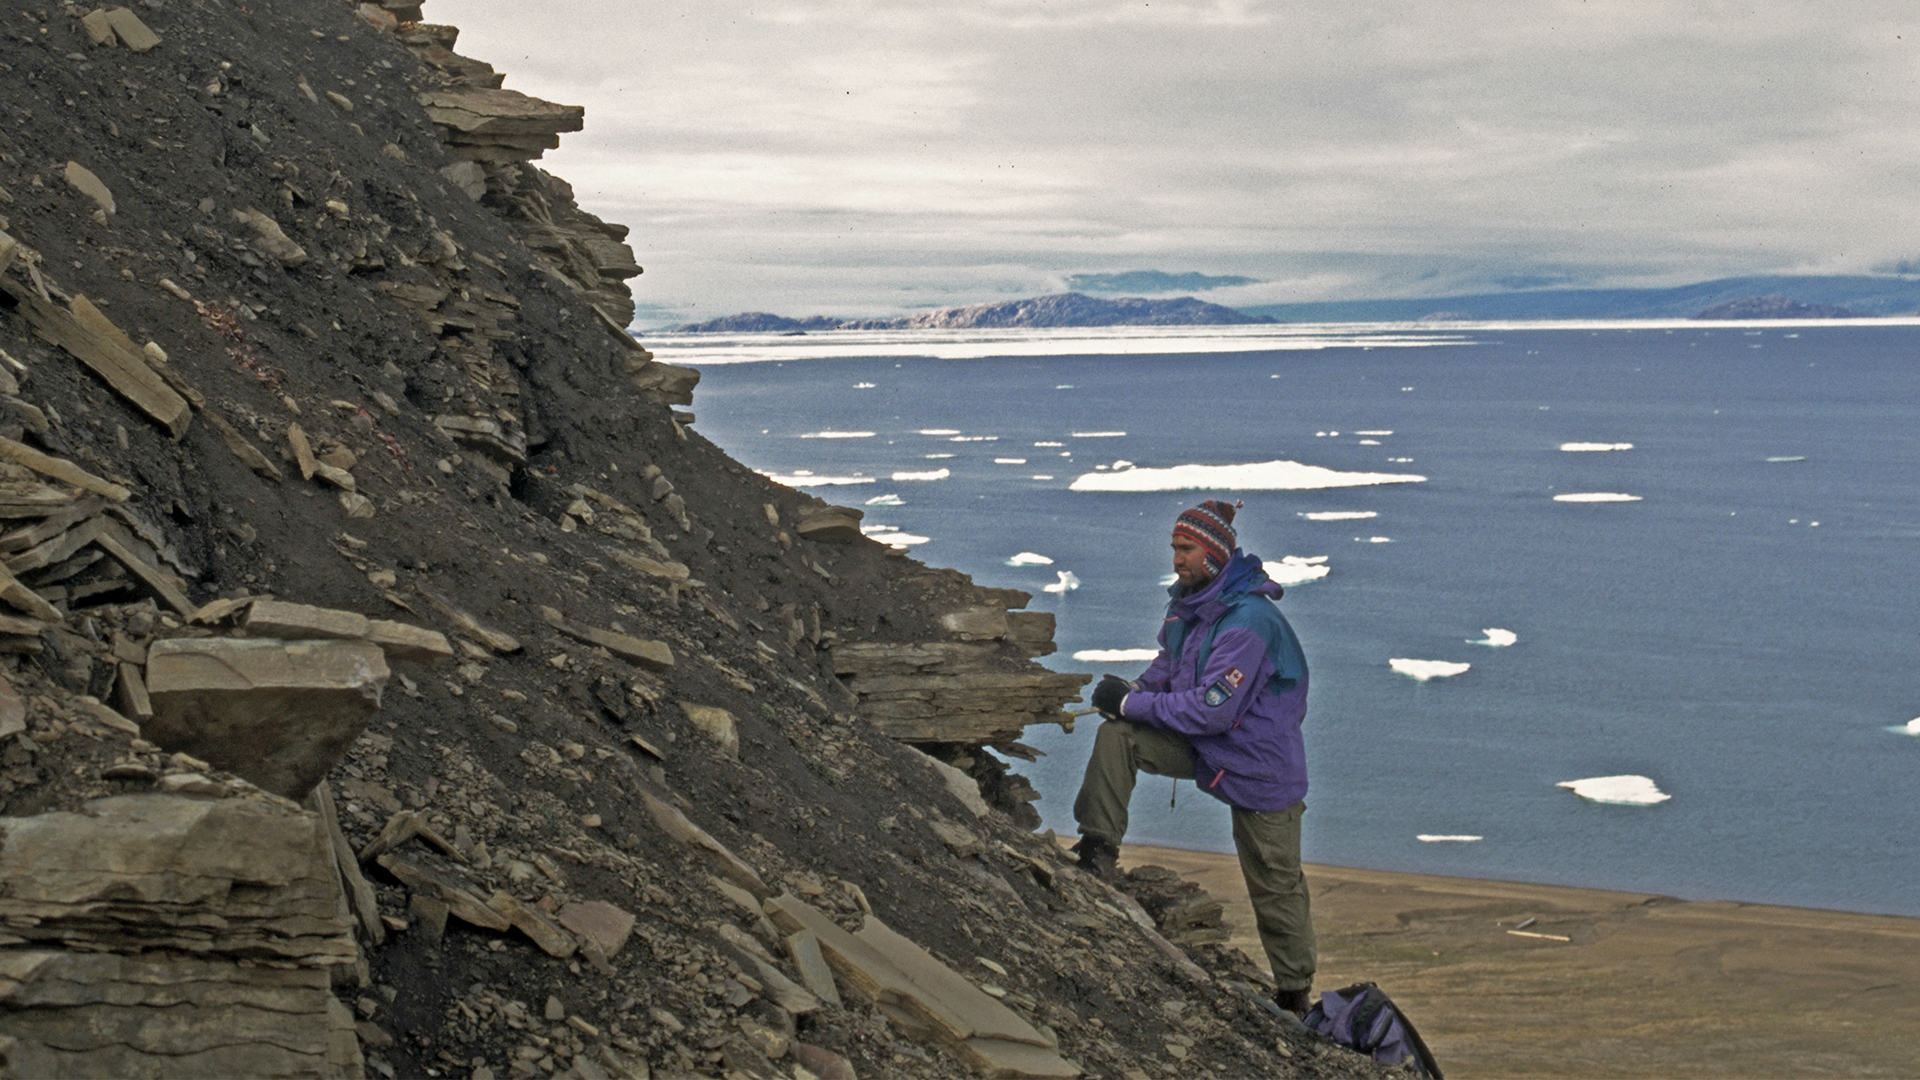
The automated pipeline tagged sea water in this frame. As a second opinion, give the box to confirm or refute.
[656,321,1920,917]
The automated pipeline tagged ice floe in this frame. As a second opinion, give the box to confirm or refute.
[1269,556,1331,585]
[799,431,876,439]
[1766,456,1807,463]
[1073,431,1127,438]
[1358,440,1380,446]
[1553,493,1642,502]
[1073,648,1160,663]
[1389,659,1470,681]
[892,469,951,481]
[1159,573,1178,587]
[861,525,930,547]
[853,382,876,389]
[764,471,874,487]
[1360,536,1393,543]
[950,435,999,442]
[994,458,1027,464]
[1032,475,1054,480]
[924,453,955,459]
[1896,718,1920,736]
[1556,775,1670,805]
[1416,835,1482,843]
[1355,430,1394,436]
[1471,628,1517,647]
[917,429,960,435]
[1560,442,1633,451]
[1042,571,1081,594]
[1035,441,1065,447]
[865,493,904,506]
[1300,511,1377,521]
[1006,552,1055,566]
[1069,460,1427,493]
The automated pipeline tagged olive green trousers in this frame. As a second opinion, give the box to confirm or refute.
[1073,718,1317,992]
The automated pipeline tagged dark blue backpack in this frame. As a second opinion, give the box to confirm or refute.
[1303,982,1442,1078]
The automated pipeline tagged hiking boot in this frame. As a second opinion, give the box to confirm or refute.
[1274,986,1313,1018]
[1071,835,1119,879]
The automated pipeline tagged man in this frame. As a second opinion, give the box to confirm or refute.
[1071,499,1317,1014]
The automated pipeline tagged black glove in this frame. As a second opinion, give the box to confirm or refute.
[1091,674,1132,719]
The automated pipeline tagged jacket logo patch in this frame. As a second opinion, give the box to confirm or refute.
[1204,681,1233,707]
[1223,668,1245,689]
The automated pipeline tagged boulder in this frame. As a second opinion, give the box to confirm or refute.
[143,638,390,801]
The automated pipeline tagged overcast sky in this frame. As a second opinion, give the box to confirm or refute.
[430,1,1920,324]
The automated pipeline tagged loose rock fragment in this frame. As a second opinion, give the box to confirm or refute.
[100,6,161,51]
[232,208,309,268]
[63,162,115,215]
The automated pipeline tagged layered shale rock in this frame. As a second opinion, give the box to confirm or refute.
[0,790,363,1078]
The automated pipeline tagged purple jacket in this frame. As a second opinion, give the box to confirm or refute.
[1122,551,1309,812]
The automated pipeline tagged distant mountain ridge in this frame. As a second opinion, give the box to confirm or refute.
[663,274,1920,333]
[668,292,1272,332]
[1237,274,1920,322]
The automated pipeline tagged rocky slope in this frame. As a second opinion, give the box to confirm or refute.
[671,294,1272,333]
[0,3,1395,1078]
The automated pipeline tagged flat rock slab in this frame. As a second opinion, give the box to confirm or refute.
[418,88,585,135]
[765,896,1079,1076]
[796,508,864,544]
[557,900,636,959]
[145,638,389,801]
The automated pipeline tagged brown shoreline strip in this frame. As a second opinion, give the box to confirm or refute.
[1119,843,1920,1078]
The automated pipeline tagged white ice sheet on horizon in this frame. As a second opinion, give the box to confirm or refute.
[1471,628,1518,647]
[643,319,1920,366]
[892,468,951,481]
[1560,442,1633,451]
[800,431,875,439]
[1557,775,1670,805]
[1390,658,1470,681]
[1070,460,1426,492]
[1300,511,1377,521]
[1073,431,1127,438]
[1007,552,1054,566]
[917,429,960,435]
[1553,492,1642,502]
[1073,648,1160,663]
[1417,835,1482,842]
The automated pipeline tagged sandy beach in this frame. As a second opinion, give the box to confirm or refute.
[1123,845,1920,1078]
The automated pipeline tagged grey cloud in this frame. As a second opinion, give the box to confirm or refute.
[434,0,1920,321]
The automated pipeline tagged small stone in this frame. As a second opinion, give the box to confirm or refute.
[544,995,565,1022]
[64,161,115,215]
[327,91,355,112]
[368,568,397,588]
[680,702,739,757]
[231,208,308,266]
